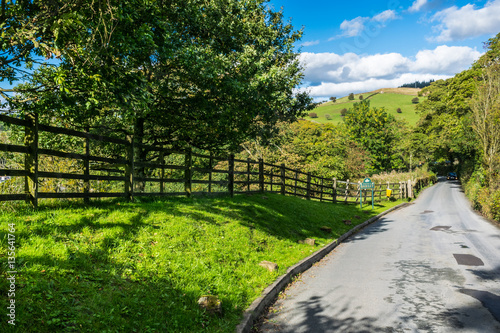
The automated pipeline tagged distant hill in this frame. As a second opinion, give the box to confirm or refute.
[306,88,423,126]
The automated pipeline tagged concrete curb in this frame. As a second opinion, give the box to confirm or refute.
[235,202,412,333]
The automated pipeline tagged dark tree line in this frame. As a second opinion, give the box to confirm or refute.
[399,80,435,89]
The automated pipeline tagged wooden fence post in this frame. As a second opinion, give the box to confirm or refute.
[399,182,402,200]
[228,154,234,197]
[208,154,213,193]
[84,127,90,204]
[184,148,192,197]
[320,178,324,202]
[159,150,165,194]
[332,177,337,203]
[247,158,251,192]
[259,158,264,193]
[345,179,349,203]
[294,171,298,196]
[408,179,412,198]
[24,112,38,208]
[270,166,273,192]
[125,135,134,201]
[280,163,286,195]
[306,173,311,200]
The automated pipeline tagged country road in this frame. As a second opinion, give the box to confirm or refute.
[260,178,500,333]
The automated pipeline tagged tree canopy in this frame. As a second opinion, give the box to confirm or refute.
[413,32,500,220]
[1,0,314,152]
[343,100,404,174]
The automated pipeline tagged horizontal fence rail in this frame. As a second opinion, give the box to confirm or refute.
[0,113,414,207]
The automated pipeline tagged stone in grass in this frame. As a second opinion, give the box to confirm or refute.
[354,215,361,219]
[343,219,352,225]
[320,226,332,233]
[198,295,222,316]
[259,260,278,272]
[298,238,315,246]
[304,238,315,246]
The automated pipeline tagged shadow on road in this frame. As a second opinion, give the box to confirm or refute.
[459,288,500,322]
[262,294,398,333]
[259,265,500,332]
[343,218,394,243]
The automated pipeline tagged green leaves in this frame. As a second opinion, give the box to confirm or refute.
[343,100,402,174]
[5,0,312,154]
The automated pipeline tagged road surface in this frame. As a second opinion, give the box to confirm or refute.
[260,179,500,332]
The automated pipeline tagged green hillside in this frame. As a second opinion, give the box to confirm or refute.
[307,88,424,126]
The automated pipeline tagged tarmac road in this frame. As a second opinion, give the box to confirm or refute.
[260,178,500,332]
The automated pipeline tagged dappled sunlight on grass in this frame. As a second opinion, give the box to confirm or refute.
[0,194,402,332]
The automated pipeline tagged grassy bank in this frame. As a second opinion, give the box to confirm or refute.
[308,91,424,126]
[1,194,403,332]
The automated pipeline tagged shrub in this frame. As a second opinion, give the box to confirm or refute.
[491,189,500,221]
[412,97,419,104]
[348,93,354,100]
[359,95,363,100]
[329,97,336,103]
[309,112,318,118]
[397,108,402,113]
[325,114,332,120]
[340,108,347,117]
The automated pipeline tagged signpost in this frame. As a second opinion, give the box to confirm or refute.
[360,177,375,209]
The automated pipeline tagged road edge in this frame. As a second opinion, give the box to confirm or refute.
[235,201,412,333]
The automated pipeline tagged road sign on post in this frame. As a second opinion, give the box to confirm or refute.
[359,178,375,209]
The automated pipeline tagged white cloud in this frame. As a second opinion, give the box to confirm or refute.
[372,10,398,22]
[299,45,482,100]
[304,74,450,101]
[413,45,482,73]
[338,9,399,38]
[340,17,368,37]
[347,53,410,81]
[408,0,428,13]
[430,0,500,42]
[301,40,320,47]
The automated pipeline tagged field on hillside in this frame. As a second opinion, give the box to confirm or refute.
[0,195,403,332]
[307,88,423,126]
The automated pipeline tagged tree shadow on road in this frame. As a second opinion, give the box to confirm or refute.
[342,217,394,243]
[261,293,401,333]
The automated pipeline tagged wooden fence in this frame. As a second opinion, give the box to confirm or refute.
[0,113,412,207]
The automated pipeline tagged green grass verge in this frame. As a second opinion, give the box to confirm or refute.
[308,93,424,126]
[0,194,404,332]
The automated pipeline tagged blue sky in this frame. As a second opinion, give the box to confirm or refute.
[2,1,499,105]
[269,0,500,101]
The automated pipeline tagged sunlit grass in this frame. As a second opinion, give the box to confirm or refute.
[0,194,403,332]
[307,92,425,126]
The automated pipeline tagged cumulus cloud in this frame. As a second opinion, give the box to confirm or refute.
[303,74,450,101]
[338,9,399,38]
[413,45,481,73]
[430,0,500,42]
[299,45,482,100]
[340,17,368,37]
[408,0,428,13]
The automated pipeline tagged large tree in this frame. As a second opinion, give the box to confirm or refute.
[415,70,479,165]
[342,100,403,174]
[415,32,500,170]
[471,66,500,185]
[2,0,313,153]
